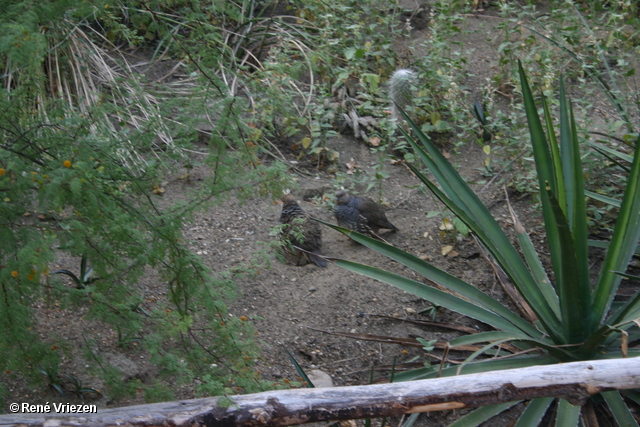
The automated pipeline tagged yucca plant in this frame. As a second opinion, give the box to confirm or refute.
[324,61,640,425]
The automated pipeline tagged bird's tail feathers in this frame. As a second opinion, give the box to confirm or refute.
[292,245,328,268]
[309,253,328,268]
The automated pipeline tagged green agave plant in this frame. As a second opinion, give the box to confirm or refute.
[325,61,640,425]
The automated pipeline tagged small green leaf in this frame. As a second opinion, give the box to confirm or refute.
[451,217,469,236]
[344,47,356,60]
[362,73,379,93]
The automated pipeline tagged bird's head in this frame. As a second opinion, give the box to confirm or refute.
[335,189,349,205]
[281,193,297,204]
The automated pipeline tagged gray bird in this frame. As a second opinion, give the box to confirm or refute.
[279,194,327,267]
[334,190,398,238]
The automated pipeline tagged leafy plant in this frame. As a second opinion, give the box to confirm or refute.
[51,254,97,289]
[484,1,640,235]
[37,364,64,397]
[1,0,288,406]
[36,364,100,400]
[115,326,143,349]
[426,210,470,243]
[325,62,640,425]
[471,99,492,143]
[61,374,101,399]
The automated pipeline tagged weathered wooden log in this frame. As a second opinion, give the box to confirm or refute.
[1,357,639,427]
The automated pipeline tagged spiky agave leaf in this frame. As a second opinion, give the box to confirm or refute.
[329,61,640,425]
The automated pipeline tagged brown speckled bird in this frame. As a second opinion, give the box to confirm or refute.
[334,190,398,238]
[279,194,327,267]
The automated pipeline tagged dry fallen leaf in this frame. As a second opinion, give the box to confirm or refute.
[369,136,381,147]
[441,245,453,256]
[346,158,357,174]
[439,218,454,231]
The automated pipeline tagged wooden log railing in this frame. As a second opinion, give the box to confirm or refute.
[1,357,639,426]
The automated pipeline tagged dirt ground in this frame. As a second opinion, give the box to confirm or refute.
[179,5,530,425]
[2,1,631,425]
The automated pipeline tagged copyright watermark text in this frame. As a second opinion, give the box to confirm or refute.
[9,402,97,414]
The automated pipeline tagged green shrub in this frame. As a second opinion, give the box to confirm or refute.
[0,0,287,407]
